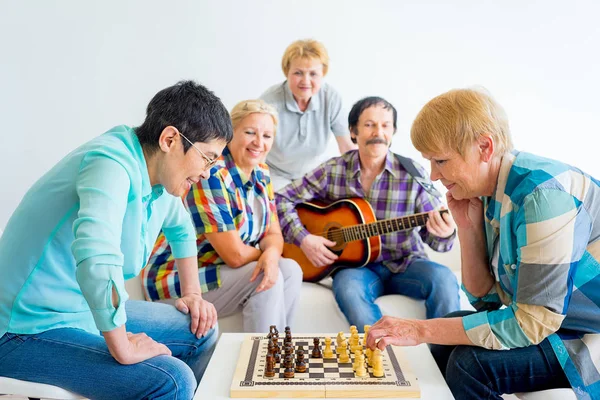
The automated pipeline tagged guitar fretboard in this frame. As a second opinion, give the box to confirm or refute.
[333,210,448,243]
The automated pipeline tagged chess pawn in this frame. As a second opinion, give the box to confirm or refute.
[366,347,373,366]
[272,337,281,363]
[295,349,307,373]
[338,340,350,363]
[283,355,295,378]
[323,337,334,358]
[353,349,363,371]
[372,349,384,378]
[355,353,368,378]
[285,331,293,346]
[311,338,322,358]
[296,345,305,358]
[264,354,275,378]
[284,343,294,357]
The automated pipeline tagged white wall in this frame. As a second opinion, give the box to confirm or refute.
[1,0,599,228]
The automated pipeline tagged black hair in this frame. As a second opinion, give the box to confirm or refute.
[135,80,233,152]
[348,96,397,143]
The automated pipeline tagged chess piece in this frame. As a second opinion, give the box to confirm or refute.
[311,337,322,358]
[272,336,281,363]
[285,331,293,346]
[372,349,384,378]
[338,340,350,363]
[264,354,275,377]
[350,332,362,353]
[323,337,334,358]
[284,343,294,357]
[336,331,344,347]
[355,353,368,378]
[283,355,295,378]
[296,345,305,358]
[295,349,307,373]
[353,349,363,371]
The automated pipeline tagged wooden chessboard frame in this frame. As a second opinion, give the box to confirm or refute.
[230,333,421,398]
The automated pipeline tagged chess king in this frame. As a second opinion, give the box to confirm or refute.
[276,96,461,330]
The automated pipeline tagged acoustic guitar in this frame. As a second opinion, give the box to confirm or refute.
[282,197,449,282]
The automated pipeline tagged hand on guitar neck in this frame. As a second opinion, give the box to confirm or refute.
[299,235,339,268]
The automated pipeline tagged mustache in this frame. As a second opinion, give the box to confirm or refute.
[366,138,388,145]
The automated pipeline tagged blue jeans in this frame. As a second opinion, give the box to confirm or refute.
[332,259,460,330]
[0,300,218,400]
[430,311,571,399]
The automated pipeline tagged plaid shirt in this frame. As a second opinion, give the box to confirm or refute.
[463,151,600,399]
[275,150,455,273]
[142,147,278,300]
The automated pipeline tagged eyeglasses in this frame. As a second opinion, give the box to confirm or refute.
[174,127,218,170]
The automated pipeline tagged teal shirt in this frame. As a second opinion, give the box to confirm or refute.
[0,125,197,336]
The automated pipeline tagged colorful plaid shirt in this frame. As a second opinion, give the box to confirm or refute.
[275,150,455,273]
[142,147,278,300]
[463,151,600,399]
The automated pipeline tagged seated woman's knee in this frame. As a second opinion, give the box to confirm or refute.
[147,356,197,400]
[280,257,303,282]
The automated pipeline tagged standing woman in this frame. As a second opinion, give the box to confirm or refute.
[260,39,356,190]
[143,99,302,332]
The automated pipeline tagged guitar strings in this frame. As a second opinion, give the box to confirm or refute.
[312,210,444,240]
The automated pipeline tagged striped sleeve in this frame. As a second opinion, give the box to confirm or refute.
[183,169,235,234]
[463,188,586,349]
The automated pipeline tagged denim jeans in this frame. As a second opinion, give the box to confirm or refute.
[430,311,571,399]
[332,259,460,330]
[0,300,218,400]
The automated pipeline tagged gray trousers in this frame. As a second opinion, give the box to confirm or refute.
[202,258,302,332]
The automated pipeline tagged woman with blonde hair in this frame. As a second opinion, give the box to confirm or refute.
[367,88,600,399]
[143,99,302,332]
[260,39,356,189]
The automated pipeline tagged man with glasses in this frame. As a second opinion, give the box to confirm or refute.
[0,81,232,399]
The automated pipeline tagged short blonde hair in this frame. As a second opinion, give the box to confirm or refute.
[281,39,329,77]
[230,99,279,135]
[410,88,513,158]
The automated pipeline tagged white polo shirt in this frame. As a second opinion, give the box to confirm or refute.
[260,81,349,181]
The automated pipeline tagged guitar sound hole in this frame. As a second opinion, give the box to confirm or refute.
[325,226,345,253]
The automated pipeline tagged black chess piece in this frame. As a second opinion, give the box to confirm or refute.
[284,343,294,357]
[283,355,295,378]
[264,354,275,377]
[311,337,322,358]
[284,331,292,346]
[296,345,305,358]
[272,336,281,363]
[295,349,307,373]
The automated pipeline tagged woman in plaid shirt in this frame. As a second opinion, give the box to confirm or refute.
[368,88,600,399]
[143,100,302,333]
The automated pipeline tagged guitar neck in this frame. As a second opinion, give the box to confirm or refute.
[340,209,449,243]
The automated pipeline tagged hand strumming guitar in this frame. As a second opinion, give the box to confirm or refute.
[300,234,339,267]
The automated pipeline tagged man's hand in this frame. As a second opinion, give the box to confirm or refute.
[300,234,338,267]
[426,208,456,238]
[365,316,424,350]
[250,250,280,293]
[175,293,217,338]
[104,325,171,365]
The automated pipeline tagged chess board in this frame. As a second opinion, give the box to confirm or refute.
[230,333,420,398]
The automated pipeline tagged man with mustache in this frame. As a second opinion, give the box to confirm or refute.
[276,97,460,330]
